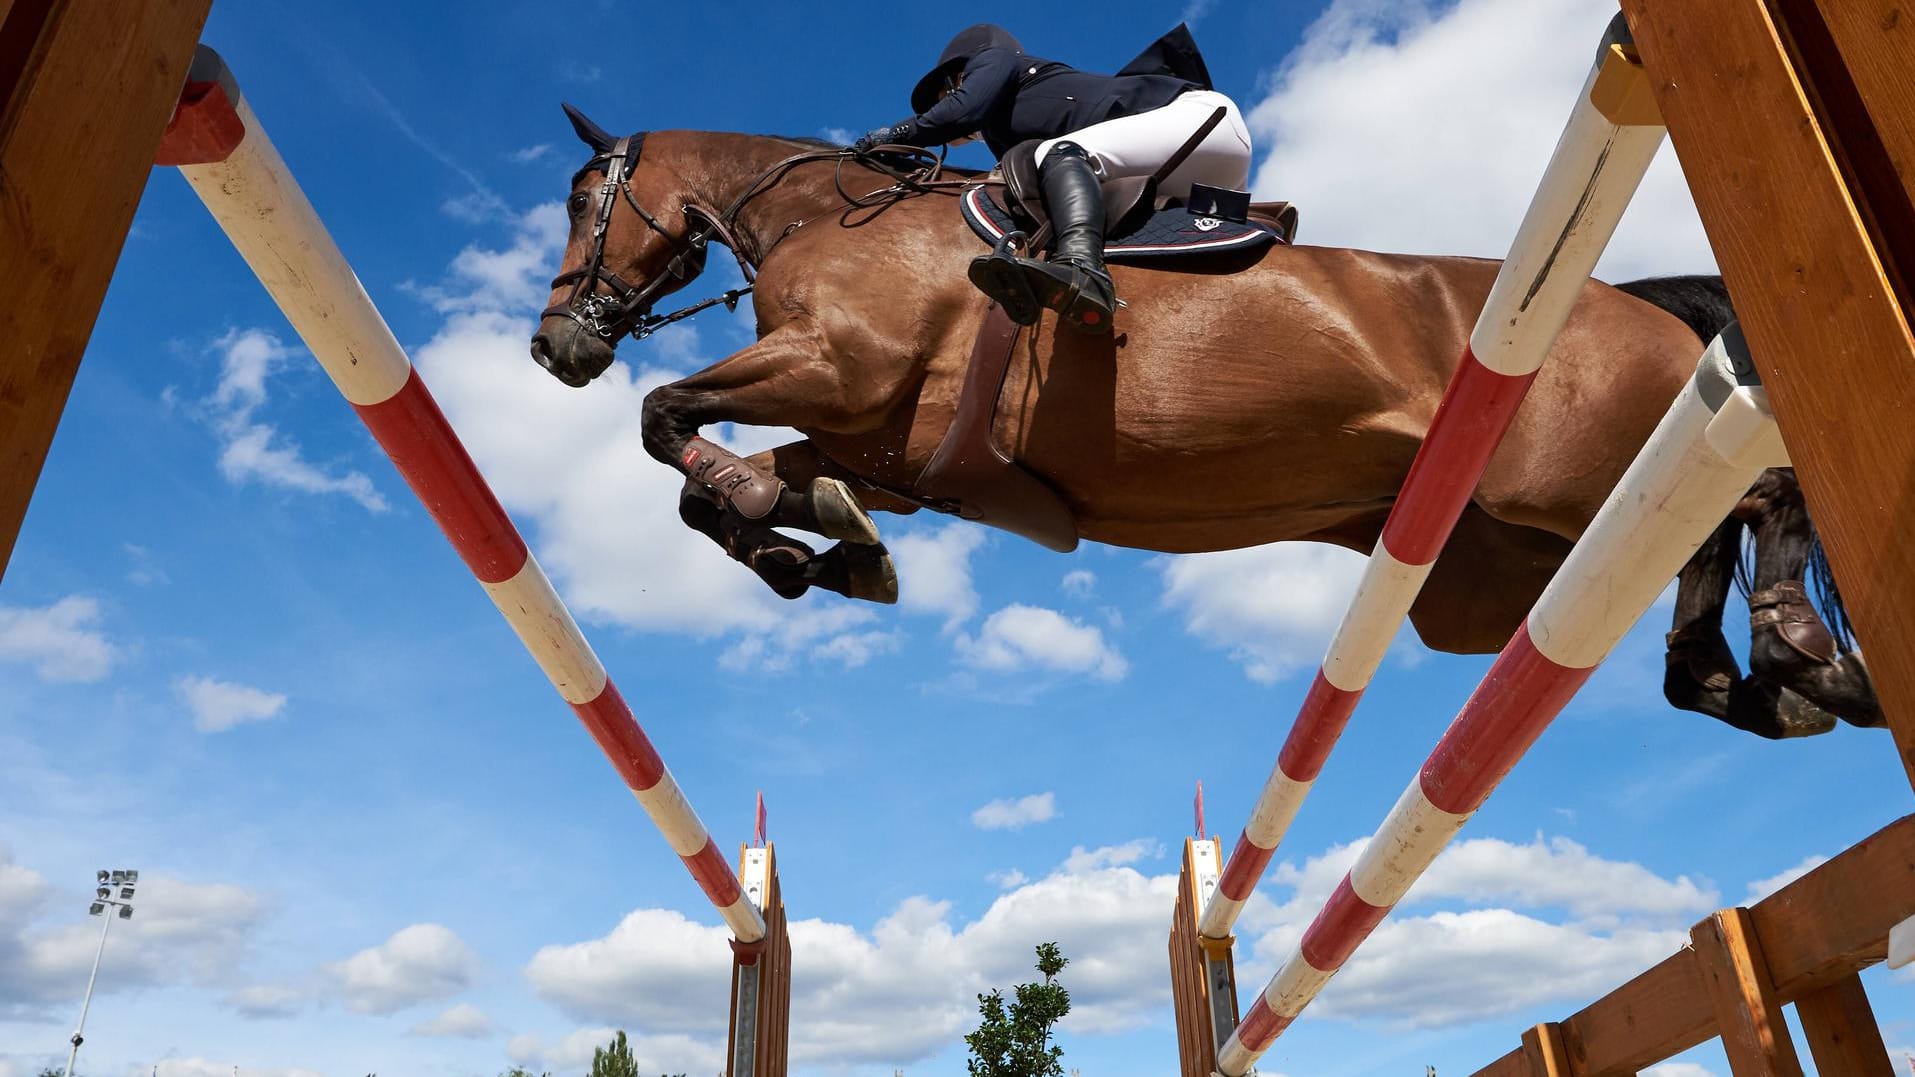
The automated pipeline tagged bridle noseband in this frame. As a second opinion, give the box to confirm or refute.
[542,133,755,343]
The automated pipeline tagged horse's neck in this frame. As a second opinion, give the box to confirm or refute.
[682,134,873,267]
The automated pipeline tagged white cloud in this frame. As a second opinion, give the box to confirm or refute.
[1060,569,1096,598]
[527,841,1176,1065]
[1744,854,1826,904]
[971,792,1057,831]
[0,858,266,1017]
[175,675,287,733]
[956,604,1127,681]
[986,868,1028,889]
[323,923,479,1015]
[1247,0,1713,281]
[819,126,856,145]
[410,1001,495,1038]
[1643,1065,1719,1077]
[889,524,987,627]
[511,143,553,163]
[199,328,388,511]
[150,1060,323,1077]
[0,596,119,683]
[225,982,305,1018]
[1158,543,1369,683]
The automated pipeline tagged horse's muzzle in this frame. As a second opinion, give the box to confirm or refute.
[530,318,615,388]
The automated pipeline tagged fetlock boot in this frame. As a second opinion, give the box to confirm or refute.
[683,437,783,521]
[967,142,1116,333]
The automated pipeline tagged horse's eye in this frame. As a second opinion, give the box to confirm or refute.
[568,193,589,216]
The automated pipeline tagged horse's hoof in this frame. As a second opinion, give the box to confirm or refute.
[1724,678,1836,739]
[810,477,881,545]
[840,542,899,605]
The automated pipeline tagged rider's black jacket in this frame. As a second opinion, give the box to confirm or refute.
[892,25,1213,158]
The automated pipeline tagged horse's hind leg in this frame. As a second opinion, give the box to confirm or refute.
[1663,518,1745,723]
[1744,469,1884,727]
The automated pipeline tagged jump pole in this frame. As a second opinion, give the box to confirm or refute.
[156,45,768,949]
[1215,327,1790,1073]
[1198,13,1666,943]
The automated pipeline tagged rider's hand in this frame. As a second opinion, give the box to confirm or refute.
[850,122,913,155]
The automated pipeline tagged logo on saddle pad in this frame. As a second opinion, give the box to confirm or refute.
[1192,216,1223,232]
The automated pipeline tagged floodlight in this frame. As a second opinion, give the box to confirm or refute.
[96,886,110,899]
[117,905,132,920]
[89,902,104,915]
[119,886,134,899]
[110,870,125,884]
[96,870,108,883]
[125,870,139,883]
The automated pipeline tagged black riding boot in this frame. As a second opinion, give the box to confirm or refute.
[968,142,1117,333]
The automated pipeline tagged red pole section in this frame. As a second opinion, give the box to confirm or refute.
[162,48,766,944]
[1215,327,1790,1073]
[1201,15,1667,940]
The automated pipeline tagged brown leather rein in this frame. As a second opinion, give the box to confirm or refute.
[542,137,987,343]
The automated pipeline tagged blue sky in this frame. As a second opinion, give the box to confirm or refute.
[2,0,1909,1075]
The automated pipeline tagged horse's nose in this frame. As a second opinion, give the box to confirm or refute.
[530,333,573,381]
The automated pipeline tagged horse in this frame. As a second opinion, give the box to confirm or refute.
[527,107,1879,740]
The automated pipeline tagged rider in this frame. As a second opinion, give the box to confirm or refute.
[851,23,1252,333]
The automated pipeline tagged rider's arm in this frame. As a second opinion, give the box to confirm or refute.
[895,48,1018,145]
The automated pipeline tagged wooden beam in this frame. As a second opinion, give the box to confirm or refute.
[1691,908,1804,1077]
[1752,813,1915,999]
[1620,0,1915,793]
[1795,972,1894,1076]
[1471,817,1915,1077]
[1520,1023,1573,1077]
[0,0,213,580]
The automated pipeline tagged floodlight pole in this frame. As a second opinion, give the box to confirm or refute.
[62,910,113,1077]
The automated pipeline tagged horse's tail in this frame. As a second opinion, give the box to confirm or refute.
[1614,274,1858,653]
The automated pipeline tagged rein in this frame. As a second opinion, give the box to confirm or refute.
[543,138,988,343]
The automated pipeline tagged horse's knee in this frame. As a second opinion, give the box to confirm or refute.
[642,385,695,466]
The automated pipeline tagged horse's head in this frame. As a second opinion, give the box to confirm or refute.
[531,105,712,387]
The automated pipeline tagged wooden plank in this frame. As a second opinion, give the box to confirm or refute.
[0,0,214,580]
[1691,908,1804,1077]
[1472,819,1912,1076]
[1795,972,1894,1076]
[1520,1023,1573,1077]
[1562,947,1716,1077]
[1752,814,1915,999]
[1468,1049,1531,1077]
[1620,0,1915,794]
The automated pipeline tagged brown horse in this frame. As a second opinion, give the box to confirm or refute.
[528,111,1878,739]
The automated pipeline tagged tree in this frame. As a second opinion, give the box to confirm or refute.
[498,1069,550,1077]
[965,942,1071,1077]
[589,1030,639,1077]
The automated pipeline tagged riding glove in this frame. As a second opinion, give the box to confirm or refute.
[851,121,916,154]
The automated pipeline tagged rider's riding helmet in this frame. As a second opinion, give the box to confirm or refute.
[910,24,1025,114]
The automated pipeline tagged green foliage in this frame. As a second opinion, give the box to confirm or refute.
[498,1068,551,1077]
[588,1030,639,1077]
[964,942,1072,1077]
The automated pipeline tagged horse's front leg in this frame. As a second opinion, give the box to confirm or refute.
[642,327,895,544]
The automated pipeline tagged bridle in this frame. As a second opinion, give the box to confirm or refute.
[541,133,754,343]
[542,133,985,345]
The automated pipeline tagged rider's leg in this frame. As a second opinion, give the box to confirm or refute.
[1055,88,1253,199]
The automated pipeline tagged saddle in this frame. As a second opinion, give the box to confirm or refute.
[963,138,1300,262]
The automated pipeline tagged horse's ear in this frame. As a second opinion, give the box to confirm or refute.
[562,102,616,153]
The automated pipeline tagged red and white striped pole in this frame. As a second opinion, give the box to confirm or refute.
[1216,327,1789,1073]
[1200,14,1666,941]
[160,47,766,944]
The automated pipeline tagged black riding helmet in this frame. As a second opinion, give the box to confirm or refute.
[910,24,1025,114]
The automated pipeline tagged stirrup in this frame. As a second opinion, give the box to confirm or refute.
[967,231,1042,325]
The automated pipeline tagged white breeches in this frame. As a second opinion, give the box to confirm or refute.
[1035,89,1252,199]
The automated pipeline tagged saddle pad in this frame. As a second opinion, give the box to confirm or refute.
[960,184,1282,264]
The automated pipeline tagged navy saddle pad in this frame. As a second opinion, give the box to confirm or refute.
[959,184,1284,264]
